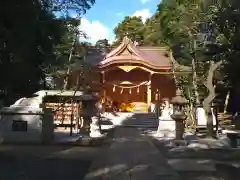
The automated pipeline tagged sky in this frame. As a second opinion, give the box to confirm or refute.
[76,0,161,44]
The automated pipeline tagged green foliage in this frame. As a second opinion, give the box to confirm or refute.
[113,16,145,45]
[144,0,240,106]
[42,0,95,15]
[210,0,240,86]
[0,0,95,103]
[112,0,240,105]
[95,39,110,52]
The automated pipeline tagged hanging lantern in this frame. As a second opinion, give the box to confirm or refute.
[137,87,139,93]
[120,88,123,94]
[113,85,116,92]
[129,88,131,94]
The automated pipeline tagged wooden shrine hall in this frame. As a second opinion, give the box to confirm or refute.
[92,37,191,112]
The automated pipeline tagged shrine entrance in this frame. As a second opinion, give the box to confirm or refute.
[100,65,179,112]
[103,67,150,111]
[95,36,191,112]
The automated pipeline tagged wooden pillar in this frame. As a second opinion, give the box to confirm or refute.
[101,71,106,111]
[147,73,152,110]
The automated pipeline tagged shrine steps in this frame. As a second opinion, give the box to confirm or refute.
[122,112,158,129]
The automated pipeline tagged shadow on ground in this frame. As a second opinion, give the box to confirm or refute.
[0,123,116,180]
[0,156,91,180]
[148,132,240,180]
[0,145,96,180]
[84,114,182,180]
[85,126,181,180]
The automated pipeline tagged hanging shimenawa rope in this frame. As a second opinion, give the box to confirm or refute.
[107,81,148,89]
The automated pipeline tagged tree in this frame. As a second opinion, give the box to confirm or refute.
[144,1,203,107]
[95,39,110,49]
[206,0,240,114]
[42,0,95,15]
[0,0,95,104]
[113,16,145,45]
[141,0,226,134]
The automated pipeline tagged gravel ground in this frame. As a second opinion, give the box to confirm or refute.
[147,136,240,180]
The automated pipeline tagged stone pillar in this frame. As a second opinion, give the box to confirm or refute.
[41,107,54,144]
[80,100,92,136]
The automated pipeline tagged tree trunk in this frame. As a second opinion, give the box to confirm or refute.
[203,60,222,137]
[187,87,195,129]
[70,73,81,136]
[224,91,230,114]
[192,58,200,105]
[63,34,77,90]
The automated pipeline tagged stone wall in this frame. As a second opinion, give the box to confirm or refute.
[0,107,54,144]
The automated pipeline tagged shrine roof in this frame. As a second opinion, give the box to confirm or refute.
[137,46,173,67]
[86,37,191,72]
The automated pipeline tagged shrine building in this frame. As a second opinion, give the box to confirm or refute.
[89,37,191,112]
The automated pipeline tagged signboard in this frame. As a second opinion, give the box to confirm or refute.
[12,120,28,131]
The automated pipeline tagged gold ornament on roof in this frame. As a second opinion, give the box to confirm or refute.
[118,66,137,72]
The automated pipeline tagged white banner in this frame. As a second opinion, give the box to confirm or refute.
[196,107,216,126]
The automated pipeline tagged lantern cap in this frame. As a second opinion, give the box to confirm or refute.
[170,89,188,105]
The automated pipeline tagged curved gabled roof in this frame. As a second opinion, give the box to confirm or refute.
[97,36,191,72]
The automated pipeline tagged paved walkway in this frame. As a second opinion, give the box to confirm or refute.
[84,127,180,180]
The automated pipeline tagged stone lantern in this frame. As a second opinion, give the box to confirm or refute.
[79,93,106,146]
[170,89,188,140]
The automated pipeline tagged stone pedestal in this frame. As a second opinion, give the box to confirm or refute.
[155,119,176,138]
[170,112,186,140]
[155,108,176,138]
[175,119,185,140]
[80,116,91,135]
[89,116,104,138]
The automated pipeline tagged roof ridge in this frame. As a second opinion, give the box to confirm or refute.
[129,44,157,61]
[139,46,169,50]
